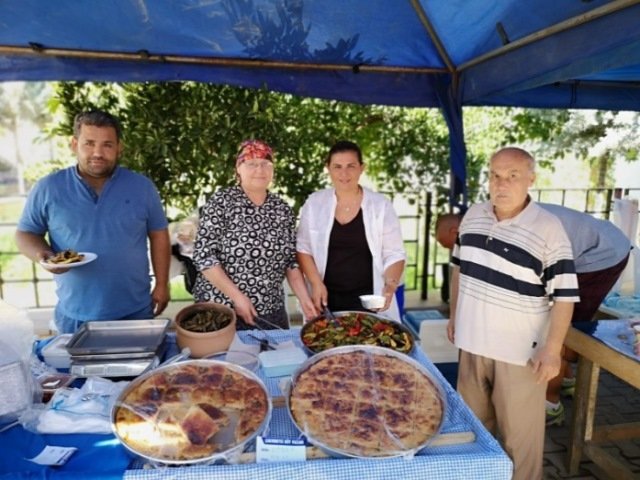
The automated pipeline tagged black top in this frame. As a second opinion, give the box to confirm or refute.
[323,209,373,312]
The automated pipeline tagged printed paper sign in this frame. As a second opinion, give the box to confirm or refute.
[256,436,306,463]
[27,445,77,466]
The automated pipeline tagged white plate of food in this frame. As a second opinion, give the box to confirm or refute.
[40,250,98,268]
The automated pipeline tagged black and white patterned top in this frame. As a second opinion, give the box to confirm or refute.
[192,186,298,316]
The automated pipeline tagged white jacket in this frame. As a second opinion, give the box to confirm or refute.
[296,187,406,322]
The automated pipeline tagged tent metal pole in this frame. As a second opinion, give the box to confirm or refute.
[408,0,455,73]
[459,0,640,72]
[0,45,447,75]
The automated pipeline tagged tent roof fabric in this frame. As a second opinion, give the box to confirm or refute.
[1,0,639,110]
[1,0,639,206]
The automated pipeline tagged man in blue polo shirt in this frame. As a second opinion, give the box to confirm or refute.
[15,110,171,333]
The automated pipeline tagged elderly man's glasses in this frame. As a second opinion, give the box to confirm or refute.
[242,160,273,170]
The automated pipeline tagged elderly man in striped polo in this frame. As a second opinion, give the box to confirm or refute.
[447,147,579,480]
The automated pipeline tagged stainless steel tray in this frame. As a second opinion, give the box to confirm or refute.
[70,350,157,361]
[70,356,160,378]
[66,318,170,355]
[70,340,167,362]
[300,310,417,356]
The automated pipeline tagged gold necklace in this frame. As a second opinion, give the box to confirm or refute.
[337,188,362,213]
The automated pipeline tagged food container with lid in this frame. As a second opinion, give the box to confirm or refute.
[258,347,307,377]
[38,372,76,402]
[205,350,260,373]
[42,334,72,369]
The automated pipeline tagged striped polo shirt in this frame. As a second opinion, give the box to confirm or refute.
[451,200,579,366]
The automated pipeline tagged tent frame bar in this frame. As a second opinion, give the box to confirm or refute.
[0,45,447,75]
[459,0,640,72]
[409,0,454,72]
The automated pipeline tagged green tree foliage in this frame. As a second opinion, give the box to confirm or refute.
[505,108,640,188]
[51,81,467,216]
[51,82,627,218]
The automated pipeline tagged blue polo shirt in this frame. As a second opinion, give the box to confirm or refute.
[18,165,168,322]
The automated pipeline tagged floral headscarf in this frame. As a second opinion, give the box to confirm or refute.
[236,139,273,167]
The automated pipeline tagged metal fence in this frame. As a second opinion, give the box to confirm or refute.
[426,187,640,301]
[2,187,639,309]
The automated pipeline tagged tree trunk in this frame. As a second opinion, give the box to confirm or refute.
[591,152,611,188]
[11,118,26,195]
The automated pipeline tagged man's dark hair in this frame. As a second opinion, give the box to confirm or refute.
[326,140,363,165]
[73,110,122,141]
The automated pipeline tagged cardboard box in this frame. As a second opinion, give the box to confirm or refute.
[403,309,445,337]
[418,319,458,363]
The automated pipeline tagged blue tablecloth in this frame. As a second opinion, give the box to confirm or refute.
[0,429,133,479]
[4,329,512,480]
[601,293,640,317]
[574,319,640,361]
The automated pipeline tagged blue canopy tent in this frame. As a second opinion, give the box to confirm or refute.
[1,0,639,208]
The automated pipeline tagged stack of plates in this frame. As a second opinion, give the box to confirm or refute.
[66,319,170,377]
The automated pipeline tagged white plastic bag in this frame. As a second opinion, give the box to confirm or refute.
[0,300,35,364]
[611,198,640,296]
[19,377,129,434]
[0,340,37,423]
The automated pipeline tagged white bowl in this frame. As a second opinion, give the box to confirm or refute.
[359,294,386,310]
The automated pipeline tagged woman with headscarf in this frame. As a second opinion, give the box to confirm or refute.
[296,140,406,322]
[192,140,318,330]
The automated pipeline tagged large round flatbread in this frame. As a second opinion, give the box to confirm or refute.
[290,350,443,457]
[114,361,268,462]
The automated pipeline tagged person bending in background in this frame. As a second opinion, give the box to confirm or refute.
[192,140,317,330]
[435,213,461,250]
[537,203,631,426]
[437,205,631,426]
[296,140,406,322]
[448,147,578,480]
[15,110,171,333]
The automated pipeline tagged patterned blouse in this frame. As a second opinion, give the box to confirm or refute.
[192,186,298,316]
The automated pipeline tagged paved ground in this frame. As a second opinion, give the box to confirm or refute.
[542,369,640,479]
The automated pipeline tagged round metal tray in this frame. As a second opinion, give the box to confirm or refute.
[286,345,446,459]
[111,358,272,465]
[300,311,417,356]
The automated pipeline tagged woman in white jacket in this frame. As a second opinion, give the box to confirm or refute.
[296,141,406,322]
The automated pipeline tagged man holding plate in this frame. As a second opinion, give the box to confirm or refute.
[15,110,171,333]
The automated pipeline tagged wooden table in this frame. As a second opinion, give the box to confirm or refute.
[564,323,640,479]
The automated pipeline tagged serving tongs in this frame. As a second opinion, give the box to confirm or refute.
[322,304,340,327]
[252,316,283,350]
[247,334,276,352]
